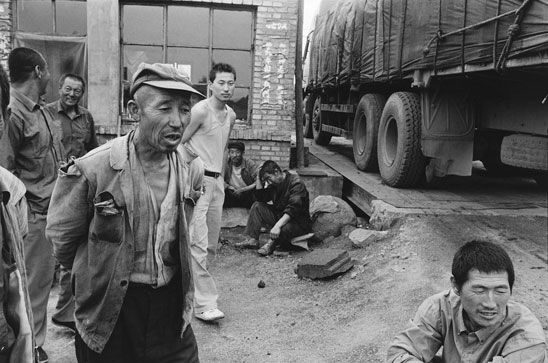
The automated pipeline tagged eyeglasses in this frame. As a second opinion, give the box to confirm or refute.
[63,86,83,96]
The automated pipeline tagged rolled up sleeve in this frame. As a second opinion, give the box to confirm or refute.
[46,164,91,268]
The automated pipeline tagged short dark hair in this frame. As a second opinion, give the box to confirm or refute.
[8,47,47,84]
[0,63,9,117]
[209,63,236,83]
[452,240,515,292]
[59,73,86,93]
[259,160,282,180]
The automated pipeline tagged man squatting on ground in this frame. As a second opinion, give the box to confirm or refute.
[0,62,36,363]
[46,63,205,362]
[235,160,312,256]
[45,73,99,332]
[0,47,66,363]
[223,140,259,209]
[181,63,236,322]
[387,240,547,363]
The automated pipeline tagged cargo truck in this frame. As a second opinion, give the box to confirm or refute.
[303,0,548,188]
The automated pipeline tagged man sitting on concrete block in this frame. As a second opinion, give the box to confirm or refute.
[234,160,312,256]
[387,240,547,363]
[223,141,258,209]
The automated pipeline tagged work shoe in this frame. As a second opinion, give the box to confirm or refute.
[195,308,225,322]
[258,239,276,256]
[52,317,76,332]
[234,238,259,249]
[36,346,49,363]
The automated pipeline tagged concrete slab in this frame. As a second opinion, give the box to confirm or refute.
[307,138,547,225]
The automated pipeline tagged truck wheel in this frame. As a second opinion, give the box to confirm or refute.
[377,92,425,188]
[303,96,313,138]
[312,97,332,146]
[353,94,386,171]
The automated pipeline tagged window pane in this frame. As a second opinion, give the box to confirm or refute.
[212,9,252,50]
[168,6,209,48]
[17,1,53,33]
[212,49,252,86]
[56,1,87,35]
[228,88,249,121]
[167,47,209,84]
[123,5,163,45]
[123,45,163,81]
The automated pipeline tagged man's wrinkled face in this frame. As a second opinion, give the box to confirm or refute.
[59,77,84,108]
[132,86,191,154]
[228,148,243,165]
[209,72,235,103]
[456,269,511,332]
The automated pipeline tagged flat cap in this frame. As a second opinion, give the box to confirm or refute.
[228,141,245,151]
[130,63,205,98]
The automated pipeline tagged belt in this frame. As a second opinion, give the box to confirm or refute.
[204,170,221,178]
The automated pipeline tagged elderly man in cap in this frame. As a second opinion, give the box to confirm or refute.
[223,140,259,209]
[46,63,204,362]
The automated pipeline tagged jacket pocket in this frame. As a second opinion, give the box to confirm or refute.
[90,191,124,244]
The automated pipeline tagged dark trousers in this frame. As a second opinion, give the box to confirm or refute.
[244,201,309,248]
[223,189,255,209]
[75,277,199,363]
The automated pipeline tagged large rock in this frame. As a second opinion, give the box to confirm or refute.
[310,195,356,240]
[296,248,354,279]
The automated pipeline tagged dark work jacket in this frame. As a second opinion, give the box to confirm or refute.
[255,171,312,229]
[223,157,258,187]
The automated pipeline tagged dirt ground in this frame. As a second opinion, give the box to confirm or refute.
[45,212,547,362]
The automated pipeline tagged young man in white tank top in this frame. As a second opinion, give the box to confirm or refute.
[181,63,236,321]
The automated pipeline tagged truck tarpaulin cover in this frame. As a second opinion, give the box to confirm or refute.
[308,0,548,88]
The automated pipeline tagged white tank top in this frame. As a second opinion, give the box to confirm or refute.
[187,101,232,173]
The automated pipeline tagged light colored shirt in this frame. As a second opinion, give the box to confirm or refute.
[128,141,178,287]
[387,289,547,363]
[229,165,247,189]
[186,101,231,173]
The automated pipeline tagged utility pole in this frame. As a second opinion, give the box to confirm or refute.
[294,0,305,168]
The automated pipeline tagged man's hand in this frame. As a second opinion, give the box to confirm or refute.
[270,225,281,239]
[233,188,245,197]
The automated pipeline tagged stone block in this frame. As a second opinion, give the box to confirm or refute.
[348,229,388,248]
[296,249,354,279]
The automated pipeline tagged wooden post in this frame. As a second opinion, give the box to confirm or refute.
[294,0,305,168]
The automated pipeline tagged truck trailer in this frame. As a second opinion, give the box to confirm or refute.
[304,0,548,188]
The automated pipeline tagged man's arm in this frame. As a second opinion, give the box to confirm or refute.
[181,102,206,144]
[386,297,444,363]
[221,108,237,175]
[46,163,92,268]
[0,113,24,172]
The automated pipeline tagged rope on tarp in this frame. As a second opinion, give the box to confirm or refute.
[495,0,534,73]
[422,5,525,57]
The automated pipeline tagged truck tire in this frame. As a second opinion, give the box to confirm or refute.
[377,92,425,188]
[312,97,332,146]
[353,94,386,171]
[303,95,313,138]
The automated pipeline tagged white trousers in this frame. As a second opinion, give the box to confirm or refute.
[189,175,224,313]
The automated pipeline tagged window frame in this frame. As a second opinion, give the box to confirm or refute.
[13,0,87,36]
[120,2,256,123]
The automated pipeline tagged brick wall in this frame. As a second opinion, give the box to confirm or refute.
[0,1,11,68]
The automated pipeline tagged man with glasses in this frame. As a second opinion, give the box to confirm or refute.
[45,73,98,334]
